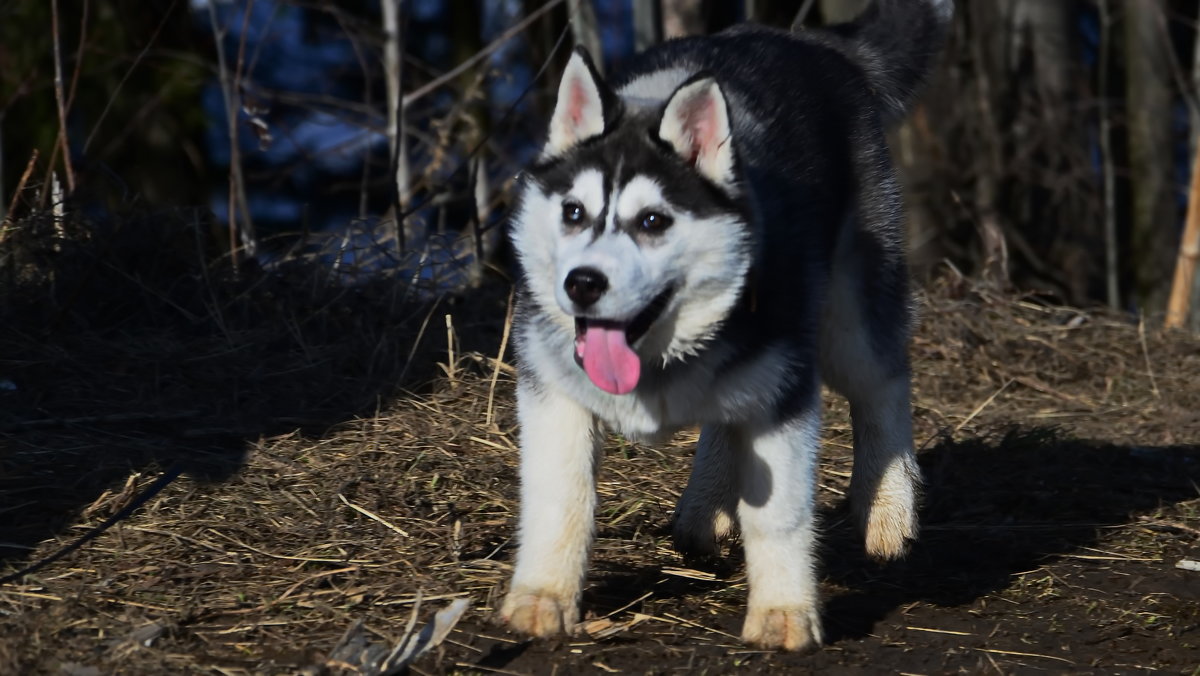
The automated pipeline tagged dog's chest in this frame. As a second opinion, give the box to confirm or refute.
[565,344,796,437]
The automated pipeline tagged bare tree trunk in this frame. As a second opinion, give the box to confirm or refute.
[1013,0,1094,302]
[660,0,704,39]
[0,114,5,224]
[1166,141,1200,328]
[1012,1,1071,109]
[633,1,662,49]
[1190,4,1200,161]
[818,0,868,24]
[1099,0,1121,308]
[382,0,408,254]
[895,105,942,274]
[745,0,759,22]
[969,2,1013,288]
[1190,3,1200,329]
[633,1,660,50]
[568,0,602,69]
[1125,0,1176,313]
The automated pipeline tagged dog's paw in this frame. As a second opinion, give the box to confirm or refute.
[859,492,917,561]
[499,589,578,637]
[672,506,734,558]
[741,605,823,652]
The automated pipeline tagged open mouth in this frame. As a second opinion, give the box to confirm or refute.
[572,287,673,395]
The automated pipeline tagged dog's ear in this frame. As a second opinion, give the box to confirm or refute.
[658,76,735,188]
[544,47,617,158]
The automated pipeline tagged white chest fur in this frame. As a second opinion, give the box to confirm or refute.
[521,323,794,440]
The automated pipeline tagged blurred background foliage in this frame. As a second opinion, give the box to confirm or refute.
[2,0,1200,325]
[1,0,210,206]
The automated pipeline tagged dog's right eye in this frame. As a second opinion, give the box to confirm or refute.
[562,201,586,225]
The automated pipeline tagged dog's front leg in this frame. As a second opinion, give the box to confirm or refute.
[500,381,600,637]
[737,405,824,651]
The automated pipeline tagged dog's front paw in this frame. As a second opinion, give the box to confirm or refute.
[499,589,579,637]
[742,605,823,652]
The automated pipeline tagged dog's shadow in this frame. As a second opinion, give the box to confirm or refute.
[583,428,1198,641]
[822,428,1199,641]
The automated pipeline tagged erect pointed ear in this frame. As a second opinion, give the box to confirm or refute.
[657,76,736,188]
[544,47,617,158]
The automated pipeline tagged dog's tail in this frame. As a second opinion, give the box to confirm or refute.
[821,0,954,124]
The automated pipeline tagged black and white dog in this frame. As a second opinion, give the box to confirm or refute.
[502,0,951,650]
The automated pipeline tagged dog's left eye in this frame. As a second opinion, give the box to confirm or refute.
[638,211,672,232]
[562,201,586,225]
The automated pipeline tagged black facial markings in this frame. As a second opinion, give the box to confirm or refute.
[529,112,747,241]
[593,170,614,237]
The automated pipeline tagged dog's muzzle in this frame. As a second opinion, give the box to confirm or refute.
[572,287,673,395]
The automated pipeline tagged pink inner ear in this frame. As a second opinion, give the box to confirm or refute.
[681,94,719,164]
[570,77,593,127]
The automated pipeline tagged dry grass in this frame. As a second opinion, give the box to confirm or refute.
[0,210,1197,673]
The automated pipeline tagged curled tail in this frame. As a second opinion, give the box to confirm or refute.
[823,0,954,123]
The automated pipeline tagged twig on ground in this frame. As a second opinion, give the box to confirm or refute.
[954,378,1013,434]
[338,493,411,537]
[397,296,444,385]
[486,287,515,429]
[971,647,1074,665]
[1137,317,1161,400]
[444,313,458,383]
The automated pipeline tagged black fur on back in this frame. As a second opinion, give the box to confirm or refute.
[825,0,953,123]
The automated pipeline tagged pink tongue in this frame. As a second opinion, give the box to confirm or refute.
[581,324,641,395]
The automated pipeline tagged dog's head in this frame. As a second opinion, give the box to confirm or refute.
[511,48,753,395]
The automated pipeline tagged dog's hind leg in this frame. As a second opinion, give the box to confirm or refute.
[845,372,918,560]
[821,243,920,561]
[736,404,824,651]
[500,380,601,637]
[673,424,740,557]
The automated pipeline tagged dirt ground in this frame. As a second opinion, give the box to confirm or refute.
[0,214,1198,674]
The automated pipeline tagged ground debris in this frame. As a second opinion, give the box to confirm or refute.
[105,620,171,659]
[308,597,471,675]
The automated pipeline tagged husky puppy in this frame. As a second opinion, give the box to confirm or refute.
[502,0,952,651]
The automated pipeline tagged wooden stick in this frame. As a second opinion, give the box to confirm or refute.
[49,0,76,195]
[486,287,516,429]
[1165,137,1200,328]
[1,150,39,232]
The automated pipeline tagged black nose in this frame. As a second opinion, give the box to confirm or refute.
[564,267,608,308]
